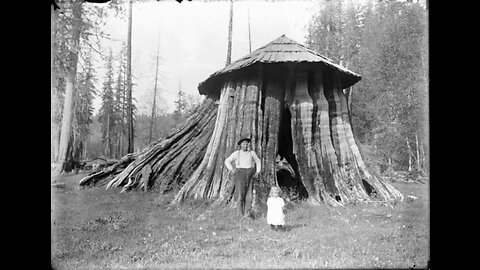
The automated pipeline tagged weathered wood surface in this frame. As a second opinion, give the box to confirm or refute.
[282,67,403,205]
[172,82,231,202]
[287,69,341,206]
[78,154,137,188]
[172,68,265,207]
[258,67,285,202]
[79,97,217,191]
[312,70,342,200]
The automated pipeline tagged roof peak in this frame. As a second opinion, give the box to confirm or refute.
[198,35,362,95]
[264,34,297,44]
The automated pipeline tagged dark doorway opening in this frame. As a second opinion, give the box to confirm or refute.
[276,105,308,201]
[361,179,379,199]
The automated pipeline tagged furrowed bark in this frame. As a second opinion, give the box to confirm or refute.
[407,136,413,171]
[171,84,232,203]
[190,84,231,199]
[142,111,216,192]
[154,120,214,192]
[207,113,229,198]
[215,76,259,202]
[251,66,264,211]
[107,99,215,190]
[288,70,318,202]
[334,71,403,203]
[227,79,248,200]
[415,132,421,170]
[258,67,285,200]
[332,73,370,202]
[322,71,357,203]
[51,7,60,164]
[288,69,341,206]
[79,98,217,191]
[214,68,263,206]
[312,70,341,198]
[175,70,264,205]
[216,80,240,204]
[79,153,137,187]
[240,74,262,209]
[52,1,82,179]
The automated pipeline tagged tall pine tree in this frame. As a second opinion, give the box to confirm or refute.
[52,0,124,177]
[72,49,97,161]
[114,45,128,158]
[98,50,117,158]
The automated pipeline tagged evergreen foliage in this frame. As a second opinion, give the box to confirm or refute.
[306,0,428,173]
[52,1,126,168]
[98,50,118,157]
[72,50,97,160]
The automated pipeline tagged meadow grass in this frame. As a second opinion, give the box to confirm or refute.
[51,173,429,269]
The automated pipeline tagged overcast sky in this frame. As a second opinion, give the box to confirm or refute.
[93,0,319,114]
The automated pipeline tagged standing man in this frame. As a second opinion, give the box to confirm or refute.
[225,138,261,217]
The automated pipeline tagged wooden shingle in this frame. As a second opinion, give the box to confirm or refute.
[198,34,361,95]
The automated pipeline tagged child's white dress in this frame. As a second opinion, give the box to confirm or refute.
[267,197,285,225]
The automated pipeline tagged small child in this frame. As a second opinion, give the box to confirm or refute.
[267,186,285,231]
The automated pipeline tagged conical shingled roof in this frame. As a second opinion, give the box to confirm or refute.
[198,34,362,95]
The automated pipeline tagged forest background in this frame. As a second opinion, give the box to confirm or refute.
[51,0,428,176]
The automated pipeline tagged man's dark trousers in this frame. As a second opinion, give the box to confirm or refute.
[234,167,255,216]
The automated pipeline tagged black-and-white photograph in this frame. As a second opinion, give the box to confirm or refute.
[51,0,429,269]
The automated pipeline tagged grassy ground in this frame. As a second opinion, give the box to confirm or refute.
[51,173,429,269]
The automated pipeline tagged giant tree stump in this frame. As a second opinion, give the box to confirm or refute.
[79,35,403,210]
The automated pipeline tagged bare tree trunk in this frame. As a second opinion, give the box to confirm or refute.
[126,0,134,153]
[420,137,426,173]
[247,5,252,53]
[82,139,87,160]
[51,7,60,164]
[121,58,127,156]
[226,0,233,66]
[420,54,429,173]
[53,75,76,179]
[50,7,58,163]
[115,132,120,159]
[148,42,160,144]
[52,1,82,180]
[406,136,412,172]
[106,113,111,157]
[415,132,420,171]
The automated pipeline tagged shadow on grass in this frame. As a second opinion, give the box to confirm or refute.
[278,223,306,232]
